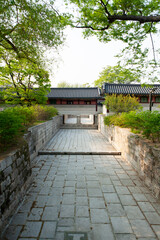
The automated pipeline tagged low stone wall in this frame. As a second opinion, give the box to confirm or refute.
[98,114,160,199]
[0,141,31,233]
[0,115,62,233]
[24,115,62,163]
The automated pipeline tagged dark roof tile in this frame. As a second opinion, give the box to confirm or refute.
[104,83,160,95]
[47,88,100,99]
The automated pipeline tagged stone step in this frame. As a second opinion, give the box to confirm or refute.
[60,124,98,129]
[38,150,121,155]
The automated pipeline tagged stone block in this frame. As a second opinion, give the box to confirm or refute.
[91,209,109,224]
[3,166,12,177]
[0,160,7,171]
[124,206,145,219]
[144,212,160,224]
[60,205,75,218]
[42,206,59,221]
[89,198,105,209]
[76,206,89,217]
[5,156,13,168]
[92,224,115,240]
[130,219,156,238]
[107,204,126,217]
[20,221,42,238]
[40,221,57,238]
[111,217,133,234]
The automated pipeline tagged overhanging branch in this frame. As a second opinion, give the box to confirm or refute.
[72,24,110,31]
[108,14,160,24]
[72,13,160,32]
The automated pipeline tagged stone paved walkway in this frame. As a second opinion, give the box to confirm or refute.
[2,130,160,240]
[43,129,116,153]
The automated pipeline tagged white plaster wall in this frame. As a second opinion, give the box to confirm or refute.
[51,104,102,115]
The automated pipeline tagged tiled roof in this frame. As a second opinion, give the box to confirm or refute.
[104,83,160,95]
[47,88,101,99]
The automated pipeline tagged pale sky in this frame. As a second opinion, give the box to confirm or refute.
[49,27,124,87]
[47,0,160,87]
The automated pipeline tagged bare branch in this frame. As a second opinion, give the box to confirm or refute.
[150,32,157,64]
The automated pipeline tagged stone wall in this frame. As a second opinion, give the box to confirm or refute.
[0,141,31,233]
[98,114,160,199]
[24,115,62,162]
[0,115,62,233]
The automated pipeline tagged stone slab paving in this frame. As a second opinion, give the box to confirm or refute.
[3,154,160,240]
[42,129,116,153]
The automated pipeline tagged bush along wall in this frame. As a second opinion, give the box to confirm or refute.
[98,113,160,199]
[104,110,160,143]
[0,105,58,152]
[0,110,62,235]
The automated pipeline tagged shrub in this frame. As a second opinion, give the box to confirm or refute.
[0,110,23,147]
[30,105,58,121]
[104,110,160,142]
[42,106,58,120]
[104,94,142,113]
[0,105,58,150]
[8,106,36,126]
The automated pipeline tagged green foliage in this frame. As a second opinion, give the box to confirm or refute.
[104,94,141,113]
[0,110,24,147]
[0,105,58,150]
[66,0,160,83]
[104,111,160,142]
[42,106,58,120]
[94,65,140,87]
[66,0,160,43]
[0,0,69,61]
[0,49,51,105]
[30,105,58,121]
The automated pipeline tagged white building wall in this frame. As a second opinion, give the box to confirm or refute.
[51,104,102,115]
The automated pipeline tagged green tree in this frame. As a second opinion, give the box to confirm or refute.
[66,0,160,82]
[94,65,139,87]
[0,49,51,106]
[104,94,141,113]
[0,0,69,61]
[66,0,160,43]
[57,81,90,87]
[57,81,72,88]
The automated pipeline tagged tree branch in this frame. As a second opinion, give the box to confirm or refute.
[1,36,19,55]
[73,14,160,32]
[108,14,160,24]
[73,24,110,31]
[98,0,111,16]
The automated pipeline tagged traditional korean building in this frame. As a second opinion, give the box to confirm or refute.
[101,83,160,113]
[47,87,102,115]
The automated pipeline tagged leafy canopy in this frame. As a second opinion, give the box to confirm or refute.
[0,48,51,105]
[66,0,160,43]
[0,0,69,61]
[94,65,139,87]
